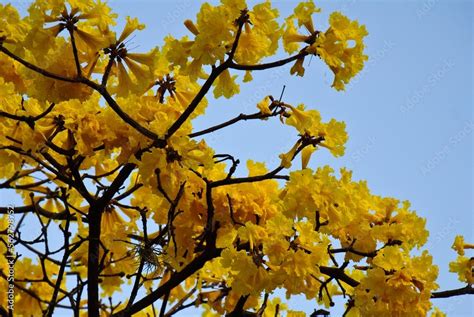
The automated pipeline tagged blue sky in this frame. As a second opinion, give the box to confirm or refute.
[1,0,472,316]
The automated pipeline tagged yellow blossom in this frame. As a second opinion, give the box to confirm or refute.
[310,12,368,90]
[452,235,474,256]
[213,68,240,98]
[257,96,272,115]
[449,255,474,284]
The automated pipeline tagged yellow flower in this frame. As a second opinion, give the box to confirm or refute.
[235,23,267,65]
[310,12,368,91]
[261,298,288,317]
[285,104,316,134]
[220,248,269,296]
[237,221,267,250]
[279,140,301,169]
[100,207,131,253]
[184,3,235,70]
[118,16,145,43]
[243,70,253,82]
[216,226,238,249]
[430,307,447,317]
[319,119,348,157]
[100,264,123,297]
[249,2,281,56]
[282,17,306,54]
[301,145,316,169]
[449,255,474,284]
[0,4,28,44]
[282,1,321,54]
[75,1,117,29]
[257,96,272,115]
[293,0,321,33]
[372,246,406,271]
[96,16,161,96]
[290,57,305,76]
[184,19,200,36]
[234,2,281,66]
[213,68,240,99]
[355,249,438,316]
[452,235,474,256]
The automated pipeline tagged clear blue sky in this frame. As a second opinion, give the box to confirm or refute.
[2,0,472,316]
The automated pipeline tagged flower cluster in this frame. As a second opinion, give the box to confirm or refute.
[0,1,466,316]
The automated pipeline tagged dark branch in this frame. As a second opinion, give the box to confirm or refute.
[0,45,81,83]
[431,285,474,298]
[318,266,359,288]
[68,28,83,77]
[165,10,247,139]
[0,102,56,129]
[229,51,308,71]
[112,247,220,316]
[210,166,287,188]
[189,111,276,138]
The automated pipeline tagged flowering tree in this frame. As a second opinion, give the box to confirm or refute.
[0,0,472,316]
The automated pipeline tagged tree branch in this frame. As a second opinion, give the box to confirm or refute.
[165,10,247,139]
[0,102,56,129]
[431,285,474,298]
[189,111,276,138]
[163,287,196,317]
[226,295,249,317]
[0,44,164,144]
[96,163,137,209]
[87,203,103,317]
[318,266,359,288]
[165,64,227,139]
[45,192,72,317]
[68,28,83,77]
[0,45,81,83]
[85,82,164,143]
[113,247,220,316]
[210,166,287,188]
[229,51,308,71]
[125,212,148,310]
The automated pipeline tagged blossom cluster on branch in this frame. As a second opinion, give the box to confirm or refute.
[0,1,472,317]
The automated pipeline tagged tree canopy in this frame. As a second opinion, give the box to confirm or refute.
[0,0,472,316]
